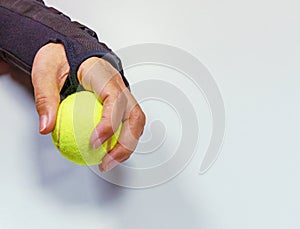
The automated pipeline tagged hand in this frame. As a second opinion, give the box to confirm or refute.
[32,43,146,172]
[77,57,146,172]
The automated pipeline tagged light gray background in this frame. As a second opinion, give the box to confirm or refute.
[0,0,299,228]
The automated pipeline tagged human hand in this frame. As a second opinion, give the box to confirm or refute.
[32,43,145,172]
[77,57,146,172]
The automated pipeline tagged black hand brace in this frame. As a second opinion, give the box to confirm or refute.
[0,0,129,99]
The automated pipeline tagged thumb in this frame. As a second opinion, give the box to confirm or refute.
[32,71,61,135]
[31,43,70,135]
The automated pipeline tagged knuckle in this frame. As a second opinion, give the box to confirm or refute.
[99,74,127,102]
[103,90,127,110]
[121,151,132,162]
[100,81,121,100]
[114,73,125,85]
[116,91,127,106]
[35,93,59,114]
[35,94,50,108]
[131,107,146,126]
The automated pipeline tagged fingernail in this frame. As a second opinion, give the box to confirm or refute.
[103,160,120,172]
[99,163,105,172]
[92,138,105,149]
[90,129,99,144]
[39,115,48,132]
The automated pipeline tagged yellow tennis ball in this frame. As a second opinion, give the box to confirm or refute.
[52,91,121,166]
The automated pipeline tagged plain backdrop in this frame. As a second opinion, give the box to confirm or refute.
[0,0,300,228]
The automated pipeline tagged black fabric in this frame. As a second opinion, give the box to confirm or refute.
[0,0,129,99]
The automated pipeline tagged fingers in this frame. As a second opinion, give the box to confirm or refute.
[78,58,129,148]
[32,43,70,134]
[78,57,146,172]
[99,142,131,172]
[100,104,146,172]
[90,85,127,148]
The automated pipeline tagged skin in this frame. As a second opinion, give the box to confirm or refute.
[23,42,146,172]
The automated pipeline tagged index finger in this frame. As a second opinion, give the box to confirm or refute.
[78,58,128,148]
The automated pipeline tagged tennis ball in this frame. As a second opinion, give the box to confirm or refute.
[52,91,121,166]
